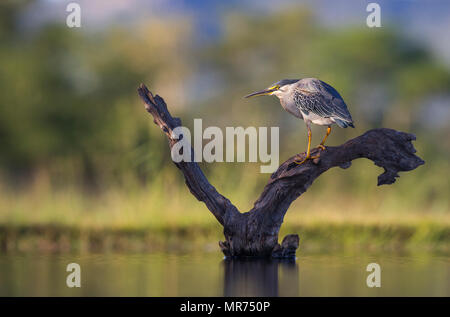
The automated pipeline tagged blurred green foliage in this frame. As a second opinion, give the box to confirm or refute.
[0,1,449,229]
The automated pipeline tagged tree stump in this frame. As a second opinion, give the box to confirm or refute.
[137,84,425,258]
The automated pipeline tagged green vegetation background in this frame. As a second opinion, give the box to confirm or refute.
[0,2,449,253]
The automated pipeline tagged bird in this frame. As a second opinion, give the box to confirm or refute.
[245,78,354,165]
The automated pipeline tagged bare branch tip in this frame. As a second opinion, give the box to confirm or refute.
[138,83,156,105]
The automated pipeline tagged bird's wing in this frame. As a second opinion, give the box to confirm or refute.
[316,80,353,123]
[295,79,353,123]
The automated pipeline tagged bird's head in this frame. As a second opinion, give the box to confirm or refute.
[244,79,299,100]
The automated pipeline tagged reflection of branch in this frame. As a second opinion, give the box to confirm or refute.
[138,84,425,258]
[223,259,298,296]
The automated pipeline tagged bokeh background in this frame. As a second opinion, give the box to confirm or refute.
[0,1,449,295]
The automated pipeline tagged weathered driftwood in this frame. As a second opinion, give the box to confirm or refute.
[137,83,424,258]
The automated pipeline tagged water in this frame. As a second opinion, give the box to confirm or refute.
[0,252,449,296]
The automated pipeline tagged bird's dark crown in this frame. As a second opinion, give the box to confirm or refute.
[273,79,299,87]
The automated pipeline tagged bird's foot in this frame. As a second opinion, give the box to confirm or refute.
[293,158,307,165]
[294,154,320,165]
[316,144,326,151]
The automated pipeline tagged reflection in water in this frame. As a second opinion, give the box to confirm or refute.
[223,258,299,296]
[0,253,449,296]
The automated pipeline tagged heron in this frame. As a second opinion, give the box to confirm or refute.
[245,78,354,165]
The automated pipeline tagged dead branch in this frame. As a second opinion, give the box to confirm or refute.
[138,83,424,258]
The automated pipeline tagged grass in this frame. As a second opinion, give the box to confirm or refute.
[0,159,449,254]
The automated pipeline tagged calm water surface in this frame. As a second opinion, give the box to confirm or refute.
[0,252,449,296]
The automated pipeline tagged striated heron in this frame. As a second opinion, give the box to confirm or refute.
[245,78,354,165]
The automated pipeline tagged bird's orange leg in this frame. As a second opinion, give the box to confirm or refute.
[317,126,331,151]
[295,126,320,165]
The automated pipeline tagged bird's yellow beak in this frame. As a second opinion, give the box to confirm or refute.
[244,85,279,98]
